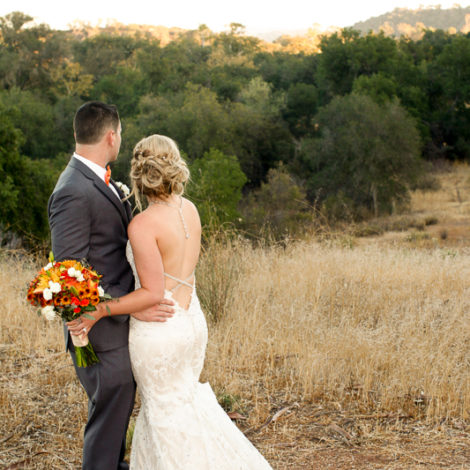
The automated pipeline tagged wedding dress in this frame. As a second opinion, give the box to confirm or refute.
[126,234,272,469]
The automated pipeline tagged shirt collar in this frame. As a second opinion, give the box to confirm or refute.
[73,153,107,183]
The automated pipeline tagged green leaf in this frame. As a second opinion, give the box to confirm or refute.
[83,306,97,312]
[70,286,79,296]
[49,251,54,263]
[37,310,41,317]
[106,305,112,316]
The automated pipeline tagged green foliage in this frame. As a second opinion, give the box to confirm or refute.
[431,35,470,159]
[296,94,423,218]
[352,73,399,105]
[2,10,470,241]
[0,12,69,92]
[284,83,319,137]
[241,165,312,237]
[92,67,144,118]
[0,88,58,159]
[0,113,21,225]
[0,107,57,244]
[186,148,247,228]
[72,34,141,80]
[238,76,283,117]
[317,30,400,100]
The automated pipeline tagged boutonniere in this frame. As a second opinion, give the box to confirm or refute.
[115,181,130,198]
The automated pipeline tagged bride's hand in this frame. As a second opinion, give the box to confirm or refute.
[67,304,104,336]
[132,298,175,322]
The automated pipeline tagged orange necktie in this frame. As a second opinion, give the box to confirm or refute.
[105,165,111,186]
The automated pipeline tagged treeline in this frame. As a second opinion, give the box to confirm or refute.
[1,11,470,245]
[353,5,470,38]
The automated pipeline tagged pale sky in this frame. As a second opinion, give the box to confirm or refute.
[0,1,467,33]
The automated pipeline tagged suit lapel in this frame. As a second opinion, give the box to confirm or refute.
[109,179,133,223]
[69,158,129,225]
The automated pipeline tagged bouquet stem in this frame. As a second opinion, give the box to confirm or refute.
[71,334,99,367]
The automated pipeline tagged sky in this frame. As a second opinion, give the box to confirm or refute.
[0,0,468,33]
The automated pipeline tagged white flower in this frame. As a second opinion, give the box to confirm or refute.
[43,288,53,301]
[44,262,53,271]
[41,305,57,321]
[67,267,84,281]
[115,181,130,197]
[98,286,105,297]
[48,281,61,294]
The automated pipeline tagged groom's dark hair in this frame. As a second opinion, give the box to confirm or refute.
[74,101,120,145]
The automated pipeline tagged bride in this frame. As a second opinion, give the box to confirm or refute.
[69,135,272,469]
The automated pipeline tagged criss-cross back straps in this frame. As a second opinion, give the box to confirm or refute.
[164,271,195,293]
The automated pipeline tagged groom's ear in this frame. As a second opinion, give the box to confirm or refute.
[105,128,116,146]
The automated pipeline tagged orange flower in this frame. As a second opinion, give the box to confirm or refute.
[105,165,111,186]
[80,299,90,307]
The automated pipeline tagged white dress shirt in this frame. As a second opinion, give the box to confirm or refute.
[73,153,120,200]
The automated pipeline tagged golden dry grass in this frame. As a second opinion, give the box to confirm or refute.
[3,166,470,468]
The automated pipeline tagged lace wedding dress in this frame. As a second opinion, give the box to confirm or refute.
[126,240,273,470]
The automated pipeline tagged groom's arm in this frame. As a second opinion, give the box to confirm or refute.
[48,187,91,262]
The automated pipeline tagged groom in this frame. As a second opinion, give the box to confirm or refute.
[48,101,173,469]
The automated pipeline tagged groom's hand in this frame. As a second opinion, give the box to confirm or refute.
[132,298,175,322]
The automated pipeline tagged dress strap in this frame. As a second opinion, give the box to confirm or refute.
[164,271,195,293]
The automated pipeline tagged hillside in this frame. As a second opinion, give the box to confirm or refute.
[352,5,470,38]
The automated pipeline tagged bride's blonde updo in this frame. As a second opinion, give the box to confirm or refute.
[130,134,190,211]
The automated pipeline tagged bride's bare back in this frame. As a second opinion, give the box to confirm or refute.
[127,196,201,310]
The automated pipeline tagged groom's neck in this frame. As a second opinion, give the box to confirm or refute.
[75,144,109,169]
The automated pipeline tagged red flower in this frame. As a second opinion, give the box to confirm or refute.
[74,307,81,314]
[80,299,90,307]
[71,297,80,306]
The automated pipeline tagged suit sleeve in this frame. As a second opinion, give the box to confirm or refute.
[48,188,91,262]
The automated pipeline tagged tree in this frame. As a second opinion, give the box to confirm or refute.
[0,105,56,244]
[186,148,247,228]
[352,72,399,105]
[432,34,470,158]
[0,12,69,91]
[316,29,400,101]
[241,165,311,237]
[238,76,284,117]
[283,83,319,137]
[0,88,58,159]
[296,94,423,217]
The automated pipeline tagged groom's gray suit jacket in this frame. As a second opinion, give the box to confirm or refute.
[48,157,134,351]
[48,157,136,470]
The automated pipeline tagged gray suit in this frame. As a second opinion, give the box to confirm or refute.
[48,156,136,470]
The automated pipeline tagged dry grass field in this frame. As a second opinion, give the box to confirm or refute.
[2,164,470,469]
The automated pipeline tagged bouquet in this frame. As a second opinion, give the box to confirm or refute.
[27,254,112,367]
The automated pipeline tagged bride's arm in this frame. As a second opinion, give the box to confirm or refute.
[67,214,168,334]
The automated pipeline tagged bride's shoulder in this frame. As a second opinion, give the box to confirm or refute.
[128,209,160,235]
[183,197,201,221]
[183,197,197,210]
